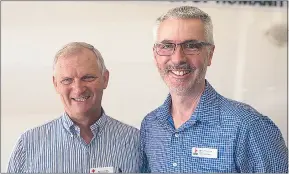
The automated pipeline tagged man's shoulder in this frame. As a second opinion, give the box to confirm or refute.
[219,96,269,125]
[141,106,161,125]
[105,116,139,135]
[21,117,62,139]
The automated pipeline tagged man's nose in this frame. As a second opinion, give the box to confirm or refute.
[72,80,86,95]
[171,45,186,64]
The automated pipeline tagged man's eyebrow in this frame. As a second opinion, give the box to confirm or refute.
[82,74,98,78]
[83,74,94,76]
[61,76,70,79]
[159,39,199,44]
[159,40,175,44]
[181,40,199,44]
[60,76,72,80]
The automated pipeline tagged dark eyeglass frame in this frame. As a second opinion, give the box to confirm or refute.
[154,40,213,56]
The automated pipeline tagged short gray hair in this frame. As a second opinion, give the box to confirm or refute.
[53,42,107,74]
[153,6,214,44]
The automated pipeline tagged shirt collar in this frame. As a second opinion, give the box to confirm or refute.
[61,108,108,136]
[157,80,221,125]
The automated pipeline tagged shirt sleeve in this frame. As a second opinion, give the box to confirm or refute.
[7,134,26,173]
[140,119,151,173]
[236,116,288,173]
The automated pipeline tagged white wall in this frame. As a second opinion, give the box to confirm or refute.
[1,1,287,172]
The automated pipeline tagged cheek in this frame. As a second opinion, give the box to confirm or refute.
[58,87,70,98]
[90,88,104,100]
[89,83,105,92]
[155,56,169,68]
[194,60,204,68]
[190,55,208,68]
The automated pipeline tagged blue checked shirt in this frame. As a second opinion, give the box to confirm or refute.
[7,111,142,173]
[140,81,288,173]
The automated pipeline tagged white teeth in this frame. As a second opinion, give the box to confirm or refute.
[74,96,89,102]
[171,70,190,76]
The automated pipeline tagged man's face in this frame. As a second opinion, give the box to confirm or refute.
[53,48,109,117]
[154,18,214,95]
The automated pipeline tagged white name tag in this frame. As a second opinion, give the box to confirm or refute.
[192,147,218,158]
[90,167,114,173]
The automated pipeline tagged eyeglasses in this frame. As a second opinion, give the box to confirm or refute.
[154,41,213,56]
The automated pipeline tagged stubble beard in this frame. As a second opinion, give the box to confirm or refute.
[158,63,208,96]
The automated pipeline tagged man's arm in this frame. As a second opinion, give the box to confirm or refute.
[140,120,151,173]
[7,135,26,173]
[236,116,288,172]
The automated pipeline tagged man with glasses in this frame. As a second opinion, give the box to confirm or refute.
[140,6,288,173]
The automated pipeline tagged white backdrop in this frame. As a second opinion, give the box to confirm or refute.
[1,1,287,172]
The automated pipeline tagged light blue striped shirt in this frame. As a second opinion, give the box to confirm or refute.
[8,111,142,173]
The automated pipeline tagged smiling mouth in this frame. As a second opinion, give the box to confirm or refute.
[170,70,192,76]
[72,96,90,102]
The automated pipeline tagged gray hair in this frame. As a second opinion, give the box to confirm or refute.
[153,6,214,44]
[53,42,107,75]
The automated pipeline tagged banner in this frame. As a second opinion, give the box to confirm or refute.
[168,1,286,8]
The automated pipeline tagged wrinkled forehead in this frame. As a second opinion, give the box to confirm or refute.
[54,49,100,76]
[156,18,206,43]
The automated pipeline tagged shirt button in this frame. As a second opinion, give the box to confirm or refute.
[175,133,179,137]
[173,163,178,167]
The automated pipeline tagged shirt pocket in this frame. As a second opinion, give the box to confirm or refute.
[188,141,236,173]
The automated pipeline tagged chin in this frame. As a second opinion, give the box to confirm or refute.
[72,108,91,115]
[169,86,190,94]
[166,80,189,88]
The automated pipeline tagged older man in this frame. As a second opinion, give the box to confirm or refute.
[140,6,288,173]
[8,42,142,173]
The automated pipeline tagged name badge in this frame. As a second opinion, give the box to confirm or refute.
[90,167,114,173]
[192,147,218,158]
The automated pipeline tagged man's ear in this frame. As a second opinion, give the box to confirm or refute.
[207,45,215,66]
[153,47,158,66]
[53,76,59,93]
[102,70,109,89]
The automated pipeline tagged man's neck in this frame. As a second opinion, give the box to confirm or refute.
[170,81,205,129]
[68,109,102,144]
